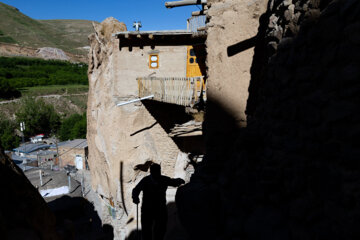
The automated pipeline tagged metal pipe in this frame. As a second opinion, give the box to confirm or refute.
[81,175,84,197]
[165,0,207,8]
[39,170,43,186]
[192,10,204,16]
[68,174,71,191]
[116,95,154,107]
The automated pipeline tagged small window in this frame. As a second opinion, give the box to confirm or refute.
[189,57,195,64]
[149,54,159,69]
[190,49,195,56]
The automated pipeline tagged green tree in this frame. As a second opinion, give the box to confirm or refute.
[71,114,87,139]
[0,118,19,150]
[0,79,21,99]
[58,113,81,141]
[16,97,60,137]
[58,113,86,141]
[0,56,88,89]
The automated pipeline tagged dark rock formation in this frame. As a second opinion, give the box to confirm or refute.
[0,148,59,240]
[177,0,360,239]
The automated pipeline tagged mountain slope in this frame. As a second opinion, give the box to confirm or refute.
[0,2,95,56]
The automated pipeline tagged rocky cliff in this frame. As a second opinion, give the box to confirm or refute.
[177,0,360,239]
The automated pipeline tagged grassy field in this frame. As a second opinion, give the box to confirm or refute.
[20,85,89,97]
[0,29,16,43]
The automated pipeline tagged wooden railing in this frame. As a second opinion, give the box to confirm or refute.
[137,76,206,107]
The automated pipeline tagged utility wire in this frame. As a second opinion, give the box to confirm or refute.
[57,140,87,157]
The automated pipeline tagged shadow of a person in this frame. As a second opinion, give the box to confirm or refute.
[132,163,185,240]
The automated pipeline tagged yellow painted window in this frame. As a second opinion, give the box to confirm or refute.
[149,54,159,69]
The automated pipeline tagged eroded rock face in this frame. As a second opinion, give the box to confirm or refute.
[0,148,59,240]
[87,17,187,237]
[178,0,360,239]
[36,47,69,61]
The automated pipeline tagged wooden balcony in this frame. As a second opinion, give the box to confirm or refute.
[137,76,206,107]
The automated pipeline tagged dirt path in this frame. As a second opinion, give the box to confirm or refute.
[0,93,88,105]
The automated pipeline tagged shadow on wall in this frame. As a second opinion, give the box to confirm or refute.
[176,0,360,239]
[126,202,188,240]
[141,100,205,154]
[227,36,257,57]
[0,147,59,240]
[142,101,193,134]
[126,230,141,240]
[246,7,272,117]
[176,100,239,240]
[48,196,114,239]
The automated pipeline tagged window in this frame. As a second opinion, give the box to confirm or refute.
[149,54,159,69]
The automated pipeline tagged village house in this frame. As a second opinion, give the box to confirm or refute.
[12,143,56,168]
[53,139,88,170]
[86,4,209,236]
[30,134,44,143]
[113,15,207,108]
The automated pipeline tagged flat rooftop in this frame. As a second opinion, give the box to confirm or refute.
[114,30,206,48]
[53,139,88,149]
[13,143,51,154]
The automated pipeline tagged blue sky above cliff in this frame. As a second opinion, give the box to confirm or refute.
[1,0,200,30]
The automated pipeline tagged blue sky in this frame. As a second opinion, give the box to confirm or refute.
[1,0,201,30]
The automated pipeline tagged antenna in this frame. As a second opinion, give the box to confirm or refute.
[133,21,142,31]
[20,122,26,144]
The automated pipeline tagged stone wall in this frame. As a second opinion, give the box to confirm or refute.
[177,0,360,239]
[58,147,87,169]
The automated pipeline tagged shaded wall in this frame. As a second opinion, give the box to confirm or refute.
[204,0,268,174]
[0,148,59,240]
[177,0,360,239]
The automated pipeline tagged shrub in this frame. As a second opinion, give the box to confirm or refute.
[15,97,60,137]
[0,56,88,89]
[0,118,19,150]
[58,113,86,141]
[0,79,21,99]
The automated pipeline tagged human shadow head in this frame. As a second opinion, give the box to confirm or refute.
[150,163,161,179]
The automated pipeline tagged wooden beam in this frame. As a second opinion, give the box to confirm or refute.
[165,0,207,8]
[148,34,154,40]
[192,10,204,16]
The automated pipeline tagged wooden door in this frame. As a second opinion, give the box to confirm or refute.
[186,46,202,78]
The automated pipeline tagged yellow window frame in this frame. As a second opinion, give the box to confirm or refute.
[149,54,159,69]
